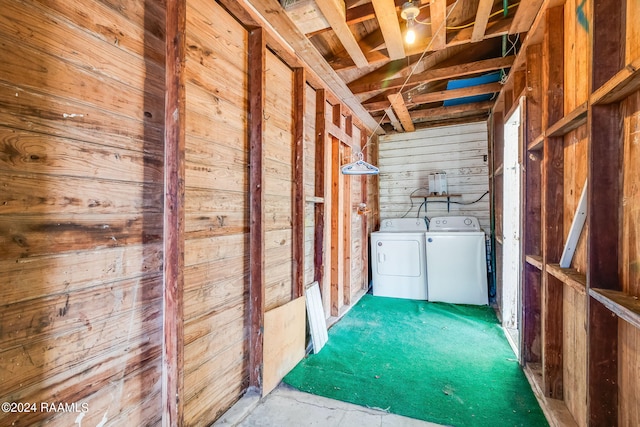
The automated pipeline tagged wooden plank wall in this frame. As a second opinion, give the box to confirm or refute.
[0,0,379,424]
[0,0,165,425]
[264,51,294,311]
[378,122,491,231]
[183,1,249,423]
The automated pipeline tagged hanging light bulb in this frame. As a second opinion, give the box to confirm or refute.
[405,18,416,44]
[400,2,420,45]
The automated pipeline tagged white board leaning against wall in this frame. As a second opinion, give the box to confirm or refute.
[378,121,490,233]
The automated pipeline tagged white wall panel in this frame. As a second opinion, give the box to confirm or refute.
[378,122,491,233]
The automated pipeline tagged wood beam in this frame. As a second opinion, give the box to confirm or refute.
[429,0,447,50]
[366,82,502,114]
[315,0,369,68]
[330,136,341,316]
[586,2,623,421]
[163,0,186,425]
[314,90,327,286]
[522,43,543,364]
[292,68,306,299]
[384,106,403,131]
[411,81,502,104]
[540,6,564,399]
[509,0,544,34]
[248,27,266,391]
[349,55,515,95]
[471,0,494,42]
[406,100,494,121]
[371,0,405,60]
[387,93,415,132]
[235,0,379,132]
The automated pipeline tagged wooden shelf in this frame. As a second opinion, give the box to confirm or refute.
[410,194,461,212]
[546,264,587,295]
[305,196,324,203]
[409,193,461,199]
[528,133,545,151]
[591,57,640,105]
[494,164,504,177]
[546,102,588,137]
[590,288,640,330]
[525,254,543,270]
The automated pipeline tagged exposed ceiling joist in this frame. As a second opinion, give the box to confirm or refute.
[349,55,514,95]
[408,100,494,122]
[430,0,448,50]
[384,106,403,131]
[371,0,405,60]
[387,93,415,131]
[471,0,495,42]
[315,0,369,67]
[364,81,503,112]
[509,0,545,34]
[408,81,503,105]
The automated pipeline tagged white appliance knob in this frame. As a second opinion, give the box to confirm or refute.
[464,218,472,225]
[443,220,447,224]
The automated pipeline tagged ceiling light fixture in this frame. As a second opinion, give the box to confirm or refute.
[401,1,420,44]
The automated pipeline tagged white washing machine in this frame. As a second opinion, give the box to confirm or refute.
[370,218,428,300]
[425,216,488,305]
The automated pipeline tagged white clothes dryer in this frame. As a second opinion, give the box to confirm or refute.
[424,216,488,305]
[370,218,428,300]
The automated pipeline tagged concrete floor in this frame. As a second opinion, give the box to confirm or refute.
[214,383,445,427]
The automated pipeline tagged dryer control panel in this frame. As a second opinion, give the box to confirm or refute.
[429,216,480,232]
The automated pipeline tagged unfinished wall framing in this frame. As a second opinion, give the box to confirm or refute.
[0,0,378,425]
[491,0,640,425]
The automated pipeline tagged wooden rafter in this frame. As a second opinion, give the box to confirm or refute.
[509,0,545,34]
[430,0,447,50]
[365,81,503,112]
[384,106,403,131]
[387,92,415,132]
[349,55,514,95]
[471,0,495,42]
[315,0,368,68]
[371,0,405,60]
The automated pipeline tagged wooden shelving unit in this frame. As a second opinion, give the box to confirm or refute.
[492,0,640,424]
[589,288,640,330]
[590,56,640,105]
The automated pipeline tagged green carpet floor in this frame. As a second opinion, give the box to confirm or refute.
[284,295,548,427]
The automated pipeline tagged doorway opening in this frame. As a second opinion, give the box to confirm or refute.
[502,102,523,358]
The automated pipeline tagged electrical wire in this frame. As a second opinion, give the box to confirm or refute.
[404,190,490,217]
[420,2,521,30]
[400,187,430,218]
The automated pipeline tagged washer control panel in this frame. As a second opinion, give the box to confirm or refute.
[429,216,480,232]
